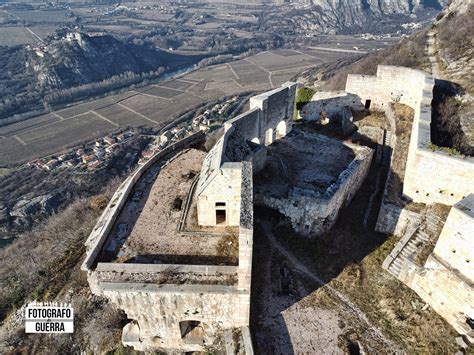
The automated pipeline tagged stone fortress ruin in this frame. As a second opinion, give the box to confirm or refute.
[303,65,473,342]
[82,64,473,351]
[81,81,375,352]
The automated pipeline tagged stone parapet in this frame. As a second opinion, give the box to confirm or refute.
[81,131,205,271]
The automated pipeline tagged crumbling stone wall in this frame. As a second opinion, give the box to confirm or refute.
[255,146,373,235]
[249,82,296,145]
[346,65,474,205]
[301,91,362,122]
[197,82,296,227]
[398,195,474,341]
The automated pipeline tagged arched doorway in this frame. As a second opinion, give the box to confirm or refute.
[275,120,287,139]
[265,128,274,146]
[179,320,205,344]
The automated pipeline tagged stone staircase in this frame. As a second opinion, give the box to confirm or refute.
[381,130,393,166]
[383,226,430,278]
[383,210,445,279]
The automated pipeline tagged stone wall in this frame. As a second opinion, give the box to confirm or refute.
[85,156,254,352]
[389,195,474,342]
[81,131,205,271]
[430,194,473,280]
[197,161,243,226]
[249,82,296,145]
[375,202,423,236]
[346,65,474,206]
[197,82,296,227]
[346,65,427,112]
[255,145,374,235]
[101,282,251,351]
[301,91,362,121]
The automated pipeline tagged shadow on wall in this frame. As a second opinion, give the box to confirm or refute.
[431,79,473,156]
[249,147,405,353]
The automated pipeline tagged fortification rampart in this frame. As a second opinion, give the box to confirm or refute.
[398,195,474,341]
[89,162,254,351]
[346,65,474,206]
[82,128,254,352]
[82,131,205,271]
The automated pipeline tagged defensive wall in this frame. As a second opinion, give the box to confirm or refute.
[344,66,474,340]
[196,82,296,227]
[346,65,474,206]
[195,81,372,236]
[81,131,206,271]
[82,131,254,352]
[397,195,474,341]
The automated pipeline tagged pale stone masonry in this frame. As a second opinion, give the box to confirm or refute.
[345,66,474,341]
[82,132,254,353]
[196,82,296,227]
[82,65,474,351]
[346,65,474,206]
[398,195,474,342]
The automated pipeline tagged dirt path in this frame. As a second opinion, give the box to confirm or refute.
[261,221,403,352]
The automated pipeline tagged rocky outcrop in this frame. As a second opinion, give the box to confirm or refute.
[31,33,182,90]
[261,0,449,34]
[10,192,62,227]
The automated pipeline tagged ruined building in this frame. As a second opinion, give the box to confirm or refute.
[83,65,472,350]
[343,65,473,342]
[82,81,375,352]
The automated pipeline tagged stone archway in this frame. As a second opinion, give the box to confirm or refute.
[275,120,287,140]
[265,128,274,146]
[179,320,205,344]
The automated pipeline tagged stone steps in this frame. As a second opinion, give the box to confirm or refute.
[385,227,431,278]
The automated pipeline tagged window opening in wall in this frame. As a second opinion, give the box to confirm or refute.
[467,318,474,330]
[216,209,226,225]
[215,202,226,207]
[179,320,204,344]
[365,99,371,109]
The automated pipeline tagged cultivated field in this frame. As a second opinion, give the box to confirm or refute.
[0,49,354,166]
[0,27,39,45]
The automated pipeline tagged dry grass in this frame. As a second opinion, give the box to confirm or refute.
[0,180,127,353]
[331,236,459,354]
[355,110,390,130]
[270,161,460,353]
[386,103,414,207]
[216,233,239,259]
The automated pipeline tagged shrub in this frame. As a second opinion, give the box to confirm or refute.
[294,86,315,119]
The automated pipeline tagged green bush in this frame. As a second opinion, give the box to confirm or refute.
[294,86,315,119]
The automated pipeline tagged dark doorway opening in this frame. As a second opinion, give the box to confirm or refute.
[216,209,226,225]
[179,320,204,344]
[364,99,371,109]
